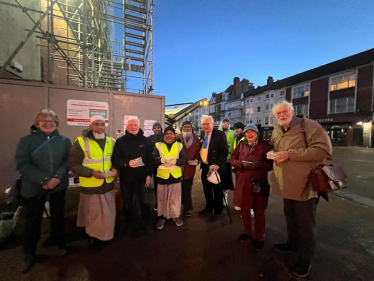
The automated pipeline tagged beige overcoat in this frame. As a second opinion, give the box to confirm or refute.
[271,117,332,201]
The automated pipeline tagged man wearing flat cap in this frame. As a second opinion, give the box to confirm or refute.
[69,115,117,247]
[148,122,164,210]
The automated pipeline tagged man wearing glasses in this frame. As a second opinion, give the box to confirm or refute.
[270,101,332,278]
[198,115,228,222]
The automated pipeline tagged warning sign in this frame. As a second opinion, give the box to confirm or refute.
[67,99,109,126]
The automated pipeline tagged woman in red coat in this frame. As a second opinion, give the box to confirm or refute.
[230,123,272,250]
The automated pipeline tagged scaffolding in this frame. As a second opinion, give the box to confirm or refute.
[0,0,154,94]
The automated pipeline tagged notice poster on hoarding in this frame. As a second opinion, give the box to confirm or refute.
[144,119,157,137]
[67,100,109,126]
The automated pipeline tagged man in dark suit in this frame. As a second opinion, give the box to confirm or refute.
[198,115,228,221]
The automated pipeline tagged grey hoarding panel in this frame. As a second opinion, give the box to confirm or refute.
[0,79,164,193]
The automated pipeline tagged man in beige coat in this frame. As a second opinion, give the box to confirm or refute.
[269,101,332,278]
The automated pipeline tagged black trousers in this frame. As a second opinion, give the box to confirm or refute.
[152,168,158,199]
[221,163,234,191]
[182,177,193,211]
[201,163,223,215]
[23,189,66,255]
[121,181,150,222]
[284,198,318,263]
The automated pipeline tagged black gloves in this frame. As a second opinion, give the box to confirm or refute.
[241,161,260,170]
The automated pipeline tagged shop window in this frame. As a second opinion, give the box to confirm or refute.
[295,104,308,116]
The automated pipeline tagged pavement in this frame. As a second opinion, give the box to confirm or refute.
[0,147,374,281]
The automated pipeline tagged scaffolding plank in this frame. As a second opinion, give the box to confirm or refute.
[125,4,146,14]
[125,32,145,40]
[125,48,144,55]
[126,41,145,48]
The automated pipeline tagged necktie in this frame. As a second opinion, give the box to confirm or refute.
[201,133,209,163]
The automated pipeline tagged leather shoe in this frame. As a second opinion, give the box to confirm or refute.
[198,207,213,215]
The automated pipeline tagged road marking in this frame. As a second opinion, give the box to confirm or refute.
[333,190,374,209]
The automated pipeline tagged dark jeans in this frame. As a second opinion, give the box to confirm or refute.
[201,163,223,215]
[182,177,193,211]
[284,198,318,263]
[23,189,66,255]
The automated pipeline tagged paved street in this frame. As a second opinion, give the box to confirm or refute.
[0,147,373,281]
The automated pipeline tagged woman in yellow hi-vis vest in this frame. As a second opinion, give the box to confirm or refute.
[153,127,188,230]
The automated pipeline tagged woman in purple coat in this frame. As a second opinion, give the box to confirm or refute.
[230,124,273,250]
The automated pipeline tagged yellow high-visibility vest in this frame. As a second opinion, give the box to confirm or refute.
[76,136,115,187]
[156,142,182,180]
[233,136,245,150]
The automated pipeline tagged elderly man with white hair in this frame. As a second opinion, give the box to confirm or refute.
[69,115,117,248]
[198,115,228,222]
[270,101,332,278]
[112,116,154,236]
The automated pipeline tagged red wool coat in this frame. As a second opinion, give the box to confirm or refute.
[181,134,201,179]
[230,140,273,209]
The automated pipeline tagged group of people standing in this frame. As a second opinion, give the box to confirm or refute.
[15,100,332,278]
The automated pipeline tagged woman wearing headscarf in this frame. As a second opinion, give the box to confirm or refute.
[153,126,188,230]
[15,109,72,273]
[230,124,272,250]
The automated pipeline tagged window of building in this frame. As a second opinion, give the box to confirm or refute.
[246,99,249,104]
[221,103,225,110]
[257,106,261,112]
[250,98,253,102]
[270,93,274,98]
[294,104,308,116]
[256,117,261,124]
[330,73,356,91]
[270,116,274,125]
[265,104,270,111]
[209,106,215,113]
[250,118,253,123]
[264,117,269,125]
[329,97,355,114]
[265,94,269,99]
[279,90,285,97]
[293,84,310,99]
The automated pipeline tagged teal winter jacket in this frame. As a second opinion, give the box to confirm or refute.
[15,125,72,198]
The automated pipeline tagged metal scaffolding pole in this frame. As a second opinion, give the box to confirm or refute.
[0,0,154,94]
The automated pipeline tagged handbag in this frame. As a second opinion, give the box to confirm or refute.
[207,168,221,185]
[251,178,271,197]
[300,119,348,193]
[4,178,22,205]
[309,160,347,193]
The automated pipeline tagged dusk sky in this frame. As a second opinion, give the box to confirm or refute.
[152,0,374,106]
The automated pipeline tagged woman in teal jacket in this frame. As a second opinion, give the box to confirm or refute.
[15,109,72,273]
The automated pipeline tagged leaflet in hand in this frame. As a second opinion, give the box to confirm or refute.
[133,157,145,167]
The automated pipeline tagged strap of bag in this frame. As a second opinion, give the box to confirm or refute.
[32,136,57,156]
[300,118,308,149]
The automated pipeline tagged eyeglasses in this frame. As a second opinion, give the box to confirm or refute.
[201,123,212,126]
[39,120,55,124]
[274,110,290,117]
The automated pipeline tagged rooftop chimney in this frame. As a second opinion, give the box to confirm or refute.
[267,76,274,86]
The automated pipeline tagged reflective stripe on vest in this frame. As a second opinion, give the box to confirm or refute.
[77,136,115,188]
[156,142,182,180]
[233,136,245,150]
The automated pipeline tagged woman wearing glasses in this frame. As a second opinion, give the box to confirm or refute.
[15,109,72,273]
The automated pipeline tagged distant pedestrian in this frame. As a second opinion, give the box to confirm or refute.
[112,116,154,236]
[69,115,117,248]
[230,124,272,250]
[232,122,245,150]
[198,115,228,222]
[270,101,332,278]
[218,118,235,206]
[148,122,163,211]
[15,109,72,273]
[153,127,187,229]
[178,121,200,217]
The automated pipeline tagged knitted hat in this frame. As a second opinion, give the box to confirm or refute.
[182,121,193,128]
[243,123,259,134]
[222,118,230,123]
[152,122,162,129]
[233,122,244,130]
[164,126,175,134]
